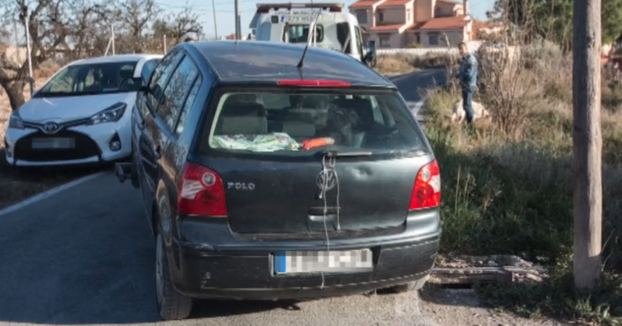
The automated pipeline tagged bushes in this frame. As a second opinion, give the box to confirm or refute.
[375,52,459,75]
[425,41,622,324]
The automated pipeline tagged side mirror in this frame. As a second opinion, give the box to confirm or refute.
[364,43,377,68]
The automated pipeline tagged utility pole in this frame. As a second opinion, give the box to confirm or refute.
[234,0,241,40]
[111,25,116,55]
[212,0,219,39]
[23,10,34,97]
[163,34,167,54]
[572,0,603,294]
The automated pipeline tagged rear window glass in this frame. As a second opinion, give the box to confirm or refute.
[206,91,425,155]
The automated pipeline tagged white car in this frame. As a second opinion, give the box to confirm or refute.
[3,54,163,166]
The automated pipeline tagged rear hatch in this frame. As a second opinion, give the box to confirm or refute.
[191,84,433,235]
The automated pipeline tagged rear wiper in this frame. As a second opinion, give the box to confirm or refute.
[319,150,373,158]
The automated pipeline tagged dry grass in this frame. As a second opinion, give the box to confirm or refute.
[375,52,459,75]
[0,64,98,210]
[424,41,622,324]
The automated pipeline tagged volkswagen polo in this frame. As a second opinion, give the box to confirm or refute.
[116,40,441,320]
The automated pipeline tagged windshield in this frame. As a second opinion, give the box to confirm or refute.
[285,24,324,43]
[35,61,139,98]
[205,90,426,156]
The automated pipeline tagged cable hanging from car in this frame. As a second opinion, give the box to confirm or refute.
[319,151,341,289]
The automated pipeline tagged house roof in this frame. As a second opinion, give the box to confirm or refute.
[417,15,469,30]
[436,0,462,4]
[472,19,492,30]
[349,0,382,8]
[371,24,406,31]
[377,0,411,8]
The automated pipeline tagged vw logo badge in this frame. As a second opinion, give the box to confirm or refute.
[43,122,60,134]
[316,168,337,191]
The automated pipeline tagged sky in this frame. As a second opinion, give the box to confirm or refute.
[160,0,496,39]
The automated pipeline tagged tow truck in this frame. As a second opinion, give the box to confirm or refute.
[249,2,376,67]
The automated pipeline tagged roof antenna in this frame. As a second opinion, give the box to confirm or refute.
[297,10,321,70]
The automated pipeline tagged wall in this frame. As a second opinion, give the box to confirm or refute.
[420,29,465,47]
[435,1,461,17]
[377,7,406,25]
[376,40,483,54]
[372,31,407,48]
[415,0,434,23]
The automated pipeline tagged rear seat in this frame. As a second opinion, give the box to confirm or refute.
[215,100,268,135]
[279,110,316,139]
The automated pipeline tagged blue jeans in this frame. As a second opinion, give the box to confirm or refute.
[462,85,475,124]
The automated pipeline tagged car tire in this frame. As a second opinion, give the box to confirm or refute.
[155,231,193,320]
[390,276,428,293]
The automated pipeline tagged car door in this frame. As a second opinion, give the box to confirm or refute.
[153,56,205,224]
[135,50,185,216]
[151,55,202,201]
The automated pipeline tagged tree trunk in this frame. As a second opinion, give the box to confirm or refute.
[572,0,603,294]
[2,80,27,111]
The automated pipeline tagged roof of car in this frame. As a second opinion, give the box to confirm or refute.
[70,54,163,65]
[183,41,394,88]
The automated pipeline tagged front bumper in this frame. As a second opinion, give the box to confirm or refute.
[168,210,441,300]
[4,122,132,166]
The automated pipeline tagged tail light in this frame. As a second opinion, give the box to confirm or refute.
[408,159,441,210]
[177,162,228,217]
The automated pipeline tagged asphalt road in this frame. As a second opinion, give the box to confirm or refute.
[0,69,447,326]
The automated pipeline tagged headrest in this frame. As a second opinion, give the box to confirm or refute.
[222,101,265,117]
[219,116,268,135]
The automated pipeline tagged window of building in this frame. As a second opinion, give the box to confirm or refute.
[407,10,412,21]
[379,34,391,48]
[378,12,384,22]
[428,32,439,45]
[356,11,368,24]
[415,32,421,44]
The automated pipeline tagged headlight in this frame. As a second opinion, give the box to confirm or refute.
[8,114,24,130]
[89,103,127,125]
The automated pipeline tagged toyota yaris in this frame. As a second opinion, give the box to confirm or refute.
[3,54,162,166]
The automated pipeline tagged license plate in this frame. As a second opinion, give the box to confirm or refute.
[32,138,75,149]
[274,249,373,274]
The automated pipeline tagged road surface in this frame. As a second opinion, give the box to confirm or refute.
[0,69,447,326]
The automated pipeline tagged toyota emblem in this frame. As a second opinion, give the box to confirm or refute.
[43,122,60,134]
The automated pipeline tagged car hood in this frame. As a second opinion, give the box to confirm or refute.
[17,93,134,123]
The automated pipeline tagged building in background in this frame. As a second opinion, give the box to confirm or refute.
[350,0,492,48]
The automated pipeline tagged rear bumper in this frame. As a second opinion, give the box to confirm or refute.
[168,209,441,300]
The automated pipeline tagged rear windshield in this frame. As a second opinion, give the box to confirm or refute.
[205,90,426,156]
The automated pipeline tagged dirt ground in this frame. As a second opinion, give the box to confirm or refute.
[422,288,571,326]
[0,79,100,210]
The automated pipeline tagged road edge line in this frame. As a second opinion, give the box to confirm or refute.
[0,171,106,217]
[412,97,427,121]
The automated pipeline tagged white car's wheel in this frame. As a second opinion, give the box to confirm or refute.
[155,232,192,320]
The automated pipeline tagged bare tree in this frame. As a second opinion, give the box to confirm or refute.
[0,0,74,110]
[115,0,159,53]
[152,5,201,46]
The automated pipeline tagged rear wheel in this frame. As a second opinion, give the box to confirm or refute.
[391,276,428,293]
[155,231,193,320]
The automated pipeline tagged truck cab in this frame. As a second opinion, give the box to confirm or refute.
[250,2,376,67]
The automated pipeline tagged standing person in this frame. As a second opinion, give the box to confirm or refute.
[455,42,478,125]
